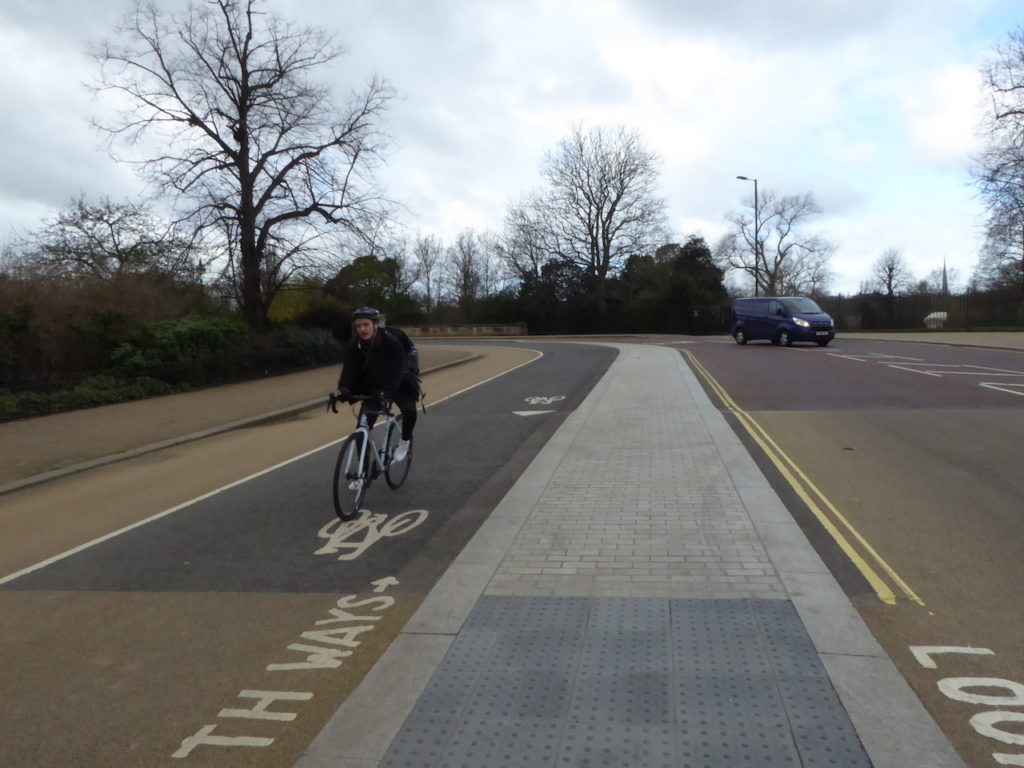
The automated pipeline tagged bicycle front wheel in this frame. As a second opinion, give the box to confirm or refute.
[384,418,412,489]
[333,432,368,520]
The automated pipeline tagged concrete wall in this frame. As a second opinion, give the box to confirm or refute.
[403,324,527,338]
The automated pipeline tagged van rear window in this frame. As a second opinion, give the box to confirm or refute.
[783,298,823,314]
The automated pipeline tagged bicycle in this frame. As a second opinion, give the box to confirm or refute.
[327,393,413,520]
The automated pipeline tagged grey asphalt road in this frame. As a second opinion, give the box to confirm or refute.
[683,335,1024,768]
[0,341,616,768]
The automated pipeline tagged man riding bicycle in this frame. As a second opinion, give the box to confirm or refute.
[335,307,417,463]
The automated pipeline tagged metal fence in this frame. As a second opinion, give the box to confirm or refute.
[817,292,1024,331]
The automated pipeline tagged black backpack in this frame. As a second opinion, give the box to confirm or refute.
[382,326,420,374]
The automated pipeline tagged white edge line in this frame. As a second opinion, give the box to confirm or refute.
[0,347,545,586]
[887,364,943,377]
[942,371,1024,377]
[882,362,958,367]
[979,382,1024,396]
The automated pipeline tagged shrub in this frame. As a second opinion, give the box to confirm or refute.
[270,326,344,366]
[110,314,247,384]
[242,326,343,374]
[292,302,351,342]
[0,315,342,421]
[0,303,45,386]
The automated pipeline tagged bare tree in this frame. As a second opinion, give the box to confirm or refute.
[777,249,833,297]
[91,0,394,330]
[716,190,834,296]
[974,202,1024,290]
[475,231,510,298]
[21,195,205,283]
[913,266,960,295]
[534,124,667,316]
[498,197,551,282]
[411,234,444,319]
[445,229,485,320]
[868,248,914,297]
[972,27,1024,292]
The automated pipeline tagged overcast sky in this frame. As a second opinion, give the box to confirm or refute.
[1,0,1020,293]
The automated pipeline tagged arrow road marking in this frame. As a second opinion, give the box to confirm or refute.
[371,577,399,593]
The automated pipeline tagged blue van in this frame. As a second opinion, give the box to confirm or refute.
[730,297,835,347]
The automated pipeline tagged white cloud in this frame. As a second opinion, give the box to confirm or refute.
[905,66,985,165]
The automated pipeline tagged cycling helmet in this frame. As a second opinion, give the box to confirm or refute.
[352,307,381,322]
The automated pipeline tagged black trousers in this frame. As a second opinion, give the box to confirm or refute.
[362,373,418,441]
[393,373,419,441]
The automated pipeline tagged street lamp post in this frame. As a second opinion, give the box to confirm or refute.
[736,175,760,296]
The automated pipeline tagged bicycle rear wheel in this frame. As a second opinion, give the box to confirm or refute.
[384,417,412,489]
[333,432,368,520]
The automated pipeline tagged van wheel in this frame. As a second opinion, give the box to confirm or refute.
[734,329,747,345]
[778,330,793,347]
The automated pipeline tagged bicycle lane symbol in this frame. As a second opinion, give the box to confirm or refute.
[524,395,565,406]
[314,509,429,561]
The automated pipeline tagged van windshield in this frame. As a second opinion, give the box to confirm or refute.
[783,298,824,314]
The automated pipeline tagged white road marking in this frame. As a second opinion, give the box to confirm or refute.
[980,382,1024,397]
[314,510,429,561]
[218,691,314,721]
[887,364,944,377]
[911,645,1024,763]
[371,576,400,592]
[513,410,556,416]
[172,725,274,758]
[910,645,996,669]
[174,591,401,758]
[833,353,1024,398]
[831,352,924,362]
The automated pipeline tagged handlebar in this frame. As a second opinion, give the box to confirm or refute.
[327,392,393,415]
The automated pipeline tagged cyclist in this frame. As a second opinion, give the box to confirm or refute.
[335,307,417,463]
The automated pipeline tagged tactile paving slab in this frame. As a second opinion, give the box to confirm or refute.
[381,596,873,768]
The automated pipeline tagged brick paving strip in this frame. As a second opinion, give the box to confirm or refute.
[485,342,785,601]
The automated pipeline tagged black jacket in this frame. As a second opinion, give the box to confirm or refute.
[337,328,407,397]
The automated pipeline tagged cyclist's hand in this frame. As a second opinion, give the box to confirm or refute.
[337,387,353,402]
[329,388,350,412]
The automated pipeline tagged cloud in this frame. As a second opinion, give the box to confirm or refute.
[0,23,145,239]
[905,66,985,165]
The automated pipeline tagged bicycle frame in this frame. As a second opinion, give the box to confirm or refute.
[350,405,394,476]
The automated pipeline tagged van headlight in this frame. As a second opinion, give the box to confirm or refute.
[794,318,810,327]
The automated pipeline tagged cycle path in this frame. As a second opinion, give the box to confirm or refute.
[295,342,966,768]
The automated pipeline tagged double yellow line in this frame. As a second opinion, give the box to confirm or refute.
[683,350,923,607]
